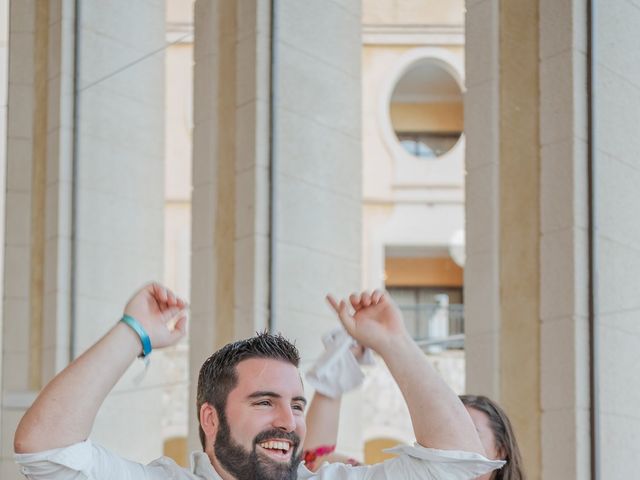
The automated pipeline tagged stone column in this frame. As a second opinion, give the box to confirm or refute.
[0,0,18,476]
[466,0,594,478]
[72,0,166,463]
[539,1,590,478]
[592,0,640,477]
[2,1,49,475]
[498,1,541,477]
[464,0,502,401]
[466,0,543,477]
[191,0,362,455]
[1,0,168,473]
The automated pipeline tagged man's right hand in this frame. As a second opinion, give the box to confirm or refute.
[124,282,188,350]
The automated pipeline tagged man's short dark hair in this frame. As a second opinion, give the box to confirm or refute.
[196,332,300,449]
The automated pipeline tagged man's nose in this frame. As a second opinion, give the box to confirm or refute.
[273,405,296,432]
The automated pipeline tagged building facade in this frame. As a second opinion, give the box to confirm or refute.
[0,1,638,479]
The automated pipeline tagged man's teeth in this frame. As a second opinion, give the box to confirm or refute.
[259,441,290,452]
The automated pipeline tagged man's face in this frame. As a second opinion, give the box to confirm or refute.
[212,358,307,480]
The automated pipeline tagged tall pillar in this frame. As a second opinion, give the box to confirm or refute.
[464,0,501,401]
[191,0,362,454]
[71,0,167,463]
[593,0,640,477]
[2,1,48,475]
[466,0,543,477]
[539,1,589,478]
[0,0,11,476]
[498,1,541,477]
[466,0,590,478]
[1,0,168,474]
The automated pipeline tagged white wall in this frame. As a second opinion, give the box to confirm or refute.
[73,1,167,462]
[594,0,640,477]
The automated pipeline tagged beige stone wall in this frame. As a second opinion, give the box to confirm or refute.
[361,40,465,298]
[363,0,464,25]
[360,0,467,455]
[166,0,194,25]
[362,44,465,204]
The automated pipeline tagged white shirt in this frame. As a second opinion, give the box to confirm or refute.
[15,440,504,480]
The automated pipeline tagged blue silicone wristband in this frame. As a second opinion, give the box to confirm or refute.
[120,314,152,357]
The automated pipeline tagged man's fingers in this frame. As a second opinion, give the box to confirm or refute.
[326,294,341,314]
[163,306,183,323]
[151,283,168,304]
[166,289,177,306]
[176,296,188,309]
[166,315,187,344]
[349,293,361,311]
[326,295,356,331]
[335,300,356,333]
[327,295,356,333]
[361,291,372,307]
[371,289,383,304]
[173,314,188,335]
[149,282,188,311]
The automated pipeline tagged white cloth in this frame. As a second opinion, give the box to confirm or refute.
[305,328,374,398]
[15,440,505,480]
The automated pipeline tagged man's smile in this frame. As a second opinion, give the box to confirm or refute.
[257,439,294,462]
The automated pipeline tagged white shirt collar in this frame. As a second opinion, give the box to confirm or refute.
[190,451,224,479]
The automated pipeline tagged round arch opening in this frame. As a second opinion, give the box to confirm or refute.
[388,58,463,160]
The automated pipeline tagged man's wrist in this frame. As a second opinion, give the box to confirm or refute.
[112,321,148,359]
[375,332,417,360]
[119,315,152,357]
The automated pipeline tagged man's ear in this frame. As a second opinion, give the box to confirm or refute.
[200,403,219,446]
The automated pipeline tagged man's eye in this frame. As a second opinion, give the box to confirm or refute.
[292,404,305,412]
[255,400,271,407]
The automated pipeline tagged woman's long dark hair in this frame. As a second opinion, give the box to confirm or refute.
[460,395,525,480]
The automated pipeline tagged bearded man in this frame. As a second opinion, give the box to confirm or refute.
[14,283,503,479]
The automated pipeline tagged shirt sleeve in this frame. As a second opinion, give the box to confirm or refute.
[14,440,169,480]
[303,443,506,480]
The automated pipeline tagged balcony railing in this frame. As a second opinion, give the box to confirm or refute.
[397,303,465,351]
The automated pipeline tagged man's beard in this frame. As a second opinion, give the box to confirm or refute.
[214,411,302,480]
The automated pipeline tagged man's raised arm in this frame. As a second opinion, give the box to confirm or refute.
[327,290,486,455]
[14,283,188,453]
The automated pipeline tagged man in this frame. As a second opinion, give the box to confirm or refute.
[14,283,504,479]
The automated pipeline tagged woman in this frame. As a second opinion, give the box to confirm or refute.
[459,395,525,480]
